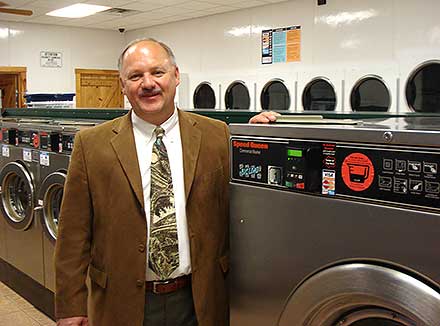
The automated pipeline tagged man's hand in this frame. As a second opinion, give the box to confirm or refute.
[249,111,280,124]
[57,317,89,326]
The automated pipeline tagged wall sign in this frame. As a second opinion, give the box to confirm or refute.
[40,51,62,68]
[262,26,301,64]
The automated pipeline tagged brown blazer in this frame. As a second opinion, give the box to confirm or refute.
[55,110,230,326]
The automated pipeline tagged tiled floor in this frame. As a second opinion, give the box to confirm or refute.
[0,281,55,326]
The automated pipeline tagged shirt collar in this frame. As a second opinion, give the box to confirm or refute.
[131,108,178,140]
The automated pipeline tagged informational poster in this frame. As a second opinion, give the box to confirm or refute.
[40,51,62,68]
[261,25,301,64]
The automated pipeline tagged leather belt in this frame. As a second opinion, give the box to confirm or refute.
[146,275,191,294]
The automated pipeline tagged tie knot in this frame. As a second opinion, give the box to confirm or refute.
[154,127,165,139]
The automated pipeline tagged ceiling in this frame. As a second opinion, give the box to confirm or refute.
[0,0,286,31]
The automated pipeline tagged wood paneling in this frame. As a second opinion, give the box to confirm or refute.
[75,69,123,108]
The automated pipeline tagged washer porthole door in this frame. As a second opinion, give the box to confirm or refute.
[39,171,66,242]
[0,161,35,230]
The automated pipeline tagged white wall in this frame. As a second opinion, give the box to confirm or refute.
[1,0,439,110]
[0,21,125,94]
[125,0,440,111]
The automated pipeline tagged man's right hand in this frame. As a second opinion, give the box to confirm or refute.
[57,317,89,326]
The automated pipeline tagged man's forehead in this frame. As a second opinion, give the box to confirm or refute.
[125,41,167,59]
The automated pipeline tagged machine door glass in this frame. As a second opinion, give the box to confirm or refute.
[0,162,35,230]
[406,61,440,112]
[302,78,336,111]
[193,82,216,109]
[350,75,391,112]
[225,81,250,110]
[260,79,290,110]
[39,172,66,242]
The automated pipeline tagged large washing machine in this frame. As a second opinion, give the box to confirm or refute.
[230,117,440,326]
[0,121,44,285]
[38,121,98,292]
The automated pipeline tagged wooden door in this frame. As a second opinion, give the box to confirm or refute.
[0,67,26,108]
[75,69,123,108]
[0,74,18,108]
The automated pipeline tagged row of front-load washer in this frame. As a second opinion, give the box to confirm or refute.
[0,118,98,293]
[190,60,440,113]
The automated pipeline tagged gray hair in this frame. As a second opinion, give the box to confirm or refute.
[118,37,177,72]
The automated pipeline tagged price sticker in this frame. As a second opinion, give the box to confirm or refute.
[2,146,9,157]
[40,151,50,166]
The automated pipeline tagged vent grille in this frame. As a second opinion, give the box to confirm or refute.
[102,8,139,16]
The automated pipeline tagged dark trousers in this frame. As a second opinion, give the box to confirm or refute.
[143,284,198,326]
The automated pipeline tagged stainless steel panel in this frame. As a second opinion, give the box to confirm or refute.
[230,182,440,325]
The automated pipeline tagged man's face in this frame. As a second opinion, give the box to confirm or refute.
[120,41,180,124]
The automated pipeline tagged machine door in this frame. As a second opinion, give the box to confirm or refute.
[38,171,66,242]
[302,77,336,111]
[0,161,35,230]
[260,79,290,110]
[350,75,391,112]
[225,81,250,110]
[278,263,440,326]
[193,82,216,109]
[406,60,440,113]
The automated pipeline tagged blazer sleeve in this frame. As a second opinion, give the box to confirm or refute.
[54,131,93,319]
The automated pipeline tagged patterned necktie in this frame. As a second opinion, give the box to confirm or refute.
[148,127,179,280]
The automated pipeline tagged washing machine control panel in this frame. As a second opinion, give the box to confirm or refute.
[17,130,40,149]
[231,136,440,211]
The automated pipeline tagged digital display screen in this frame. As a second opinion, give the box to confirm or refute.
[287,149,302,157]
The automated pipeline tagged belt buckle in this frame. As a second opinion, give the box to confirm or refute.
[152,280,172,294]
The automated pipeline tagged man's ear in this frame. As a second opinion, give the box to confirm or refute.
[119,77,126,95]
[175,66,181,87]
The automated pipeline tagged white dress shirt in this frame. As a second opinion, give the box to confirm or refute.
[131,109,191,281]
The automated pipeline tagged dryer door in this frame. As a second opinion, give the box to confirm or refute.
[39,171,66,243]
[0,161,35,230]
[278,263,440,326]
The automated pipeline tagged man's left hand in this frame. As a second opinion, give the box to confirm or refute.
[249,111,280,124]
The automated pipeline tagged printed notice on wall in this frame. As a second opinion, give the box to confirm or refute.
[261,26,301,64]
[40,51,62,68]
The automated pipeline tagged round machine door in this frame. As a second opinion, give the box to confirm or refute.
[39,171,66,242]
[225,81,250,110]
[260,79,290,110]
[278,263,440,326]
[350,75,391,112]
[405,60,440,113]
[193,82,216,109]
[302,77,337,111]
[0,161,35,230]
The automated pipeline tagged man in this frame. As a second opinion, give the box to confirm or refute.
[55,39,229,326]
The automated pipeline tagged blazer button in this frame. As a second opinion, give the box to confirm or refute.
[138,244,145,252]
[136,280,144,288]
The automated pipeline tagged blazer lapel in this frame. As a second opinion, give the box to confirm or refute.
[179,110,201,200]
[110,112,144,208]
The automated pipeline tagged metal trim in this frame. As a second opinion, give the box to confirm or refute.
[301,76,337,111]
[349,74,392,112]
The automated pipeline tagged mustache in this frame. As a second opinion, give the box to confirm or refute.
[139,88,162,96]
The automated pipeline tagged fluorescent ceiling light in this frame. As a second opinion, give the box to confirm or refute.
[46,3,111,18]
